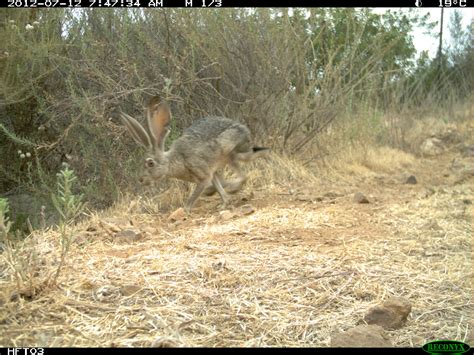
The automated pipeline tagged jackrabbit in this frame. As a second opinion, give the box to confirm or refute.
[120,96,269,211]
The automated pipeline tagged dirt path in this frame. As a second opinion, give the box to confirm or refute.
[1,136,473,347]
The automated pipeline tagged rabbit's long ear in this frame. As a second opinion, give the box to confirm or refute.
[147,96,171,152]
[120,112,152,149]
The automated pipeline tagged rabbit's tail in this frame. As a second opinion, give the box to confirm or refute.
[250,146,270,160]
[253,147,270,153]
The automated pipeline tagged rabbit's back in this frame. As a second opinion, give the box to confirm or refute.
[181,116,253,154]
[167,117,253,181]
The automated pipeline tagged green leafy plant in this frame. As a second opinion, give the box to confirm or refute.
[49,162,85,286]
[0,164,86,299]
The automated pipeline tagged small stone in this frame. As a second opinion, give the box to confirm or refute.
[420,137,444,156]
[405,175,417,185]
[93,285,121,302]
[410,335,426,347]
[353,192,370,204]
[240,204,255,215]
[219,210,237,221]
[331,325,392,347]
[364,296,412,330]
[212,259,227,271]
[115,229,143,243]
[168,207,186,222]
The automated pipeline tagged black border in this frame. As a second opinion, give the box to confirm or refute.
[0,347,429,353]
[1,0,473,7]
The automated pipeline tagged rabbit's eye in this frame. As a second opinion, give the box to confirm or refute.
[145,158,155,168]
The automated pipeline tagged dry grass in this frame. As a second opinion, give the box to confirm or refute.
[329,146,416,179]
[0,121,473,347]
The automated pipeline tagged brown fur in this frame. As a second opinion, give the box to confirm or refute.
[120,99,269,211]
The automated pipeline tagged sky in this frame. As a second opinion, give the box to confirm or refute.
[372,8,474,58]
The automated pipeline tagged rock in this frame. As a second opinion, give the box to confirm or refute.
[420,137,444,156]
[219,210,237,221]
[240,204,255,215]
[405,175,417,185]
[168,208,186,222]
[212,259,227,271]
[331,325,393,347]
[353,192,370,204]
[93,285,121,302]
[410,335,426,347]
[462,199,472,205]
[364,296,412,330]
[114,229,143,243]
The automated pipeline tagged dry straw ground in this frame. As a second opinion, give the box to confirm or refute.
[1,120,473,347]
